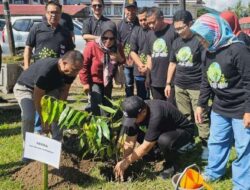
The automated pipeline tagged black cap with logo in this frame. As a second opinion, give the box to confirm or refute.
[122,96,146,127]
[125,0,137,8]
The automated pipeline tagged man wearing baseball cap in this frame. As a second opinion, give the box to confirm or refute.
[114,96,195,180]
[117,0,139,97]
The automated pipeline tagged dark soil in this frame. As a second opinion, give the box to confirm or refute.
[12,151,96,190]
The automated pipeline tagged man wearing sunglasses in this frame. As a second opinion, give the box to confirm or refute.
[82,0,110,42]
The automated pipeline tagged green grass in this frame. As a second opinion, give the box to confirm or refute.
[0,99,235,190]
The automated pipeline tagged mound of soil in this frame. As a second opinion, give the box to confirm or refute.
[12,152,96,190]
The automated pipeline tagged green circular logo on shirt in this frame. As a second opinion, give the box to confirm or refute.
[176,46,192,62]
[153,38,168,53]
[207,62,222,83]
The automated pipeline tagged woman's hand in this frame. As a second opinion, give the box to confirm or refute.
[114,159,129,182]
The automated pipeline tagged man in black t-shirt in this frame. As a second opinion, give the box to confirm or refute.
[117,0,139,97]
[165,10,210,160]
[23,1,75,70]
[130,7,150,100]
[82,0,110,42]
[14,50,83,162]
[145,7,178,101]
[45,0,74,39]
[114,96,195,181]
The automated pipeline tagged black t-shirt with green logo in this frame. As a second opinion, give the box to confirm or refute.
[170,35,204,90]
[198,43,250,119]
[145,24,178,87]
[130,26,149,76]
[26,22,75,60]
[124,100,194,142]
[17,58,75,91]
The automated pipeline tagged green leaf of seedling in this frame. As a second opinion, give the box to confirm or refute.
[48,100,58,124]
[68,111,82,128]
[80,137,85,148]
[97,125,102,146]
[41,96,49,123]
[58,106,70,127]
[99,105,116,114]
[77,112,89,126]
[62,108,75,128]
[107,146,112,157]
[56,100,66,120]
[100,121,110,141]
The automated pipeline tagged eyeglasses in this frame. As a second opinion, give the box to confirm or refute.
[92,4,103,8]
[175,25,188,32]
[47,11,61,15]
[102,36,115,41]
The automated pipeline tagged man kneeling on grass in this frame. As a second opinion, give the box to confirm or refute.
[114,96,195,180]
[13,50,83,163]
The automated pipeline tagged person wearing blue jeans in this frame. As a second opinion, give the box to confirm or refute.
[124,66,134,97]
[191,14,250,190]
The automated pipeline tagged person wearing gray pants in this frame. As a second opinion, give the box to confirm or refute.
[13,50,83,163]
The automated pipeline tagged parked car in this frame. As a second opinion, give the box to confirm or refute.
[1,16,42,55]
[0,19,6,43]
[1,16,85,55]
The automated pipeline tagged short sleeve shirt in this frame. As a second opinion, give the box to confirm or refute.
[130,26,149,76]
[17,58,75,91]
[169,35,204,90]
[117,18,139,60]
[124,100,193,142]
[144,24,178,87]
[82,15,110,36]
[26,22,75,59]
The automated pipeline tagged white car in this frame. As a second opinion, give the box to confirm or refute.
[1,16,85,55]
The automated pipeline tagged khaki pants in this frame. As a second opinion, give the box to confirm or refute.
[175,85,210,143]
[14,83,62,151]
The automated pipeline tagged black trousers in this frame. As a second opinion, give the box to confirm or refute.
[137,125,194,164]
[151,86,176,106]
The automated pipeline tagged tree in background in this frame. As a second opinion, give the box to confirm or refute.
[228,0,248,18]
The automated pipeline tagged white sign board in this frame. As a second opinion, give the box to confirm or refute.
[24,132,62,168]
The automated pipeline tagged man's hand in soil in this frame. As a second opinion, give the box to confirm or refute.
[114,159,129,182]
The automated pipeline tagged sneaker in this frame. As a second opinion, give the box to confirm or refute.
[177,142,196,154]
[201,146,209,160]
[159,165,176,179]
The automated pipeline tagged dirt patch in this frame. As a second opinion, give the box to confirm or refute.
[12,152,96,190]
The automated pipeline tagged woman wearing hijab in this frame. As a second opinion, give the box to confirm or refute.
[191,13,250,190]
[220,10,250,46]
[79,21,125,116]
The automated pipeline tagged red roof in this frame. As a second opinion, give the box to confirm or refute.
[239,17,250,24]
[0,4,87,16]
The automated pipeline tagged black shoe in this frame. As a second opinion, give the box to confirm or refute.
[159,165,176,179]
[21,157,32,164]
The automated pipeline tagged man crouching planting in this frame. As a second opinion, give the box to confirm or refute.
[114,96,195,180]
[14,50,83,163]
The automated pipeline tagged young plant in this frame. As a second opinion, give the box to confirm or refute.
[40,95,124,160]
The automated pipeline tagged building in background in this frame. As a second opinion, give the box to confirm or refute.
[0,0,203,20]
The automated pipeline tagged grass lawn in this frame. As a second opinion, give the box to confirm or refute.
[0,87,235,190]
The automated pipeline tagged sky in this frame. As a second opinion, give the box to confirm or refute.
[203,0,250,11]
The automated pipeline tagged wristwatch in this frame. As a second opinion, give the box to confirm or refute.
[166,82,171,86]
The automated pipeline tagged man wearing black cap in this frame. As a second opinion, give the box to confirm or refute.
[117,0,139,97]
[165,10,210,160]
[114,96,195,180]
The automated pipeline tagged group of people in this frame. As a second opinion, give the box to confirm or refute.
[9,0,250,189]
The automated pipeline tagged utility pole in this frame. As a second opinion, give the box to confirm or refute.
[3,0,15,56]
[180,0,186,10]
